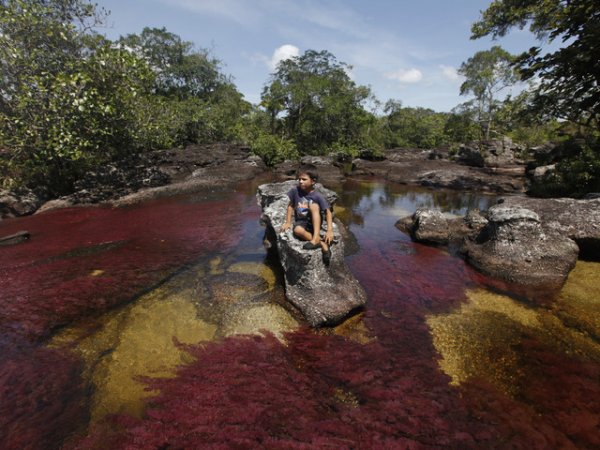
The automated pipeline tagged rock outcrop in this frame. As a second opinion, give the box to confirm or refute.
[1,188,46,220]
[397,208,487,246]
[0,230,30,246]
[456,138,526,168]
[398,202,582,288]
[497,196,600,258]
[350,148,527,194]
[463,205,579,288]
[257,180,366,326]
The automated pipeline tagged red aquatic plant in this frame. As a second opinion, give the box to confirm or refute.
[0,193,248,341]
[0,335,86,450]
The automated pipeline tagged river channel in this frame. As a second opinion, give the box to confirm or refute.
[1,178,599,448]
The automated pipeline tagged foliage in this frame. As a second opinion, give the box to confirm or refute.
[0,3,252,194]
[458,46,518,139]
[472,0,600,196]
[382,100,449,148]
[249,133,298,166]
[0,0,154,194]
[119,27,252,146]
[118,27,227,101]
[261,50,376,157]
[444,104,481,144]
[472,0,600,131]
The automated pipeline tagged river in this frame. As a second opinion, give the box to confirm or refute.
[1,178,599,448]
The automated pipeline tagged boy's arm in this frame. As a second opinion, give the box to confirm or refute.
[281,203,294,232]
[324,208,334,244]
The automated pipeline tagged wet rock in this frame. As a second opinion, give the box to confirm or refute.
[397,209,487,245]
[463,205,579,288]
[0,187,45,219]
[0,230,30,246]
[299,155,345,186]
[497,196,600,259]
[456,138,525,168]
[257,180,366,326]
[349,152,526,194]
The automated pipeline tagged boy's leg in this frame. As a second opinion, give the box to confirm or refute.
[293,224,313,241]
[307,203,321,245]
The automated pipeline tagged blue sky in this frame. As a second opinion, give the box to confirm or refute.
[97,0,543,112]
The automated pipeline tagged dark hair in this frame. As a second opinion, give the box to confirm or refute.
[296,163,319,181]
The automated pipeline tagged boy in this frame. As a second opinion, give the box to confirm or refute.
[281,164,334,264]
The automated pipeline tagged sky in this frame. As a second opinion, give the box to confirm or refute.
[96,0,545,113]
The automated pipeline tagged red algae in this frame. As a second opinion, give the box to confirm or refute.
[4,180,600,449]
[0,334,87,450]
[0,192,248,341]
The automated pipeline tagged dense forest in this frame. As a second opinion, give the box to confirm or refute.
[0,0,598,197]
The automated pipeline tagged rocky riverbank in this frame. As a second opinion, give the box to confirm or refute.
[0,138,539,220]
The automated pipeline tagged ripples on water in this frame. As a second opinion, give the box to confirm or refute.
[1,179,599,448]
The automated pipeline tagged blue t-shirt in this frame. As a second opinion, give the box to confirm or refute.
[287,187,330,222]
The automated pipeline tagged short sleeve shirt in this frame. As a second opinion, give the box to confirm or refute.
[287,187,330,222]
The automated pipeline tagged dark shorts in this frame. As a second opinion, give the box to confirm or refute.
[294,218,313,233]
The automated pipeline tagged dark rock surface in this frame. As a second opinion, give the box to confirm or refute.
[497,195,600,258]
[350,148,527,194]
[37,143,268,212]
[463,205,579,288]
[456,138,526,168]
[0,230,30,246]
[272,156,345,187]
[0,188,45,220]
[398,202,583,288]
[257,180,366,326]
[397,208,488,246]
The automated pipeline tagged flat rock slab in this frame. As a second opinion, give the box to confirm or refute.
[0,230,30,246]
[257,181,366,326]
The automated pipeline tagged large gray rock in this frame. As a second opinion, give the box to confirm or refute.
[257,180,366,326]
[397,208,488,245]
[456,138,525,168]
[0,188,45,219]
[463,205,579,288]
[497,196,600,251]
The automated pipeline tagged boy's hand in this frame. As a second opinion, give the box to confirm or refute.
[324,229,334,244]
[281,222,291,232]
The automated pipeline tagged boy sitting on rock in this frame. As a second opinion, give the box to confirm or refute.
[281,164,334,264]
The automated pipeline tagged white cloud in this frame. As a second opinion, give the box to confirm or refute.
[384,68,423,84]
[440,64,461,82]
[268,44,300,70]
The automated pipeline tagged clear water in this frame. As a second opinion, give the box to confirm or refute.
[1,178,599,449]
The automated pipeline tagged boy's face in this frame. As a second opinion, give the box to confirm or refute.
[297,173,315,191]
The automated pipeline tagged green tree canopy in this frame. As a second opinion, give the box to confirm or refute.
[383,101,448,148]
[0,0,153,193]
[118,27,228,101]
[458,45,518,139]
[260,49,375,155]
[471,0,600,130]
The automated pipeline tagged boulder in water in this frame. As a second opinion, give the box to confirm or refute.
[257,181,366,326]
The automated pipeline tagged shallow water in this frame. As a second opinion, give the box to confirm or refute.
[1,179,599,449]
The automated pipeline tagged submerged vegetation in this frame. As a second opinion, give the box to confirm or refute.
[0,0,598,196]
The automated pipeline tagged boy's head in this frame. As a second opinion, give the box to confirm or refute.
[296,164,319,182]
[296,164,319,191]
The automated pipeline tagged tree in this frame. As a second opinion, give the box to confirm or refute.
[118,27,251,144]
[383,100,448,148]
[118,27,226,100]
[260,50,375,155]
[0,0,153,193]
[471,0,600,131]
[458,46,518,139]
